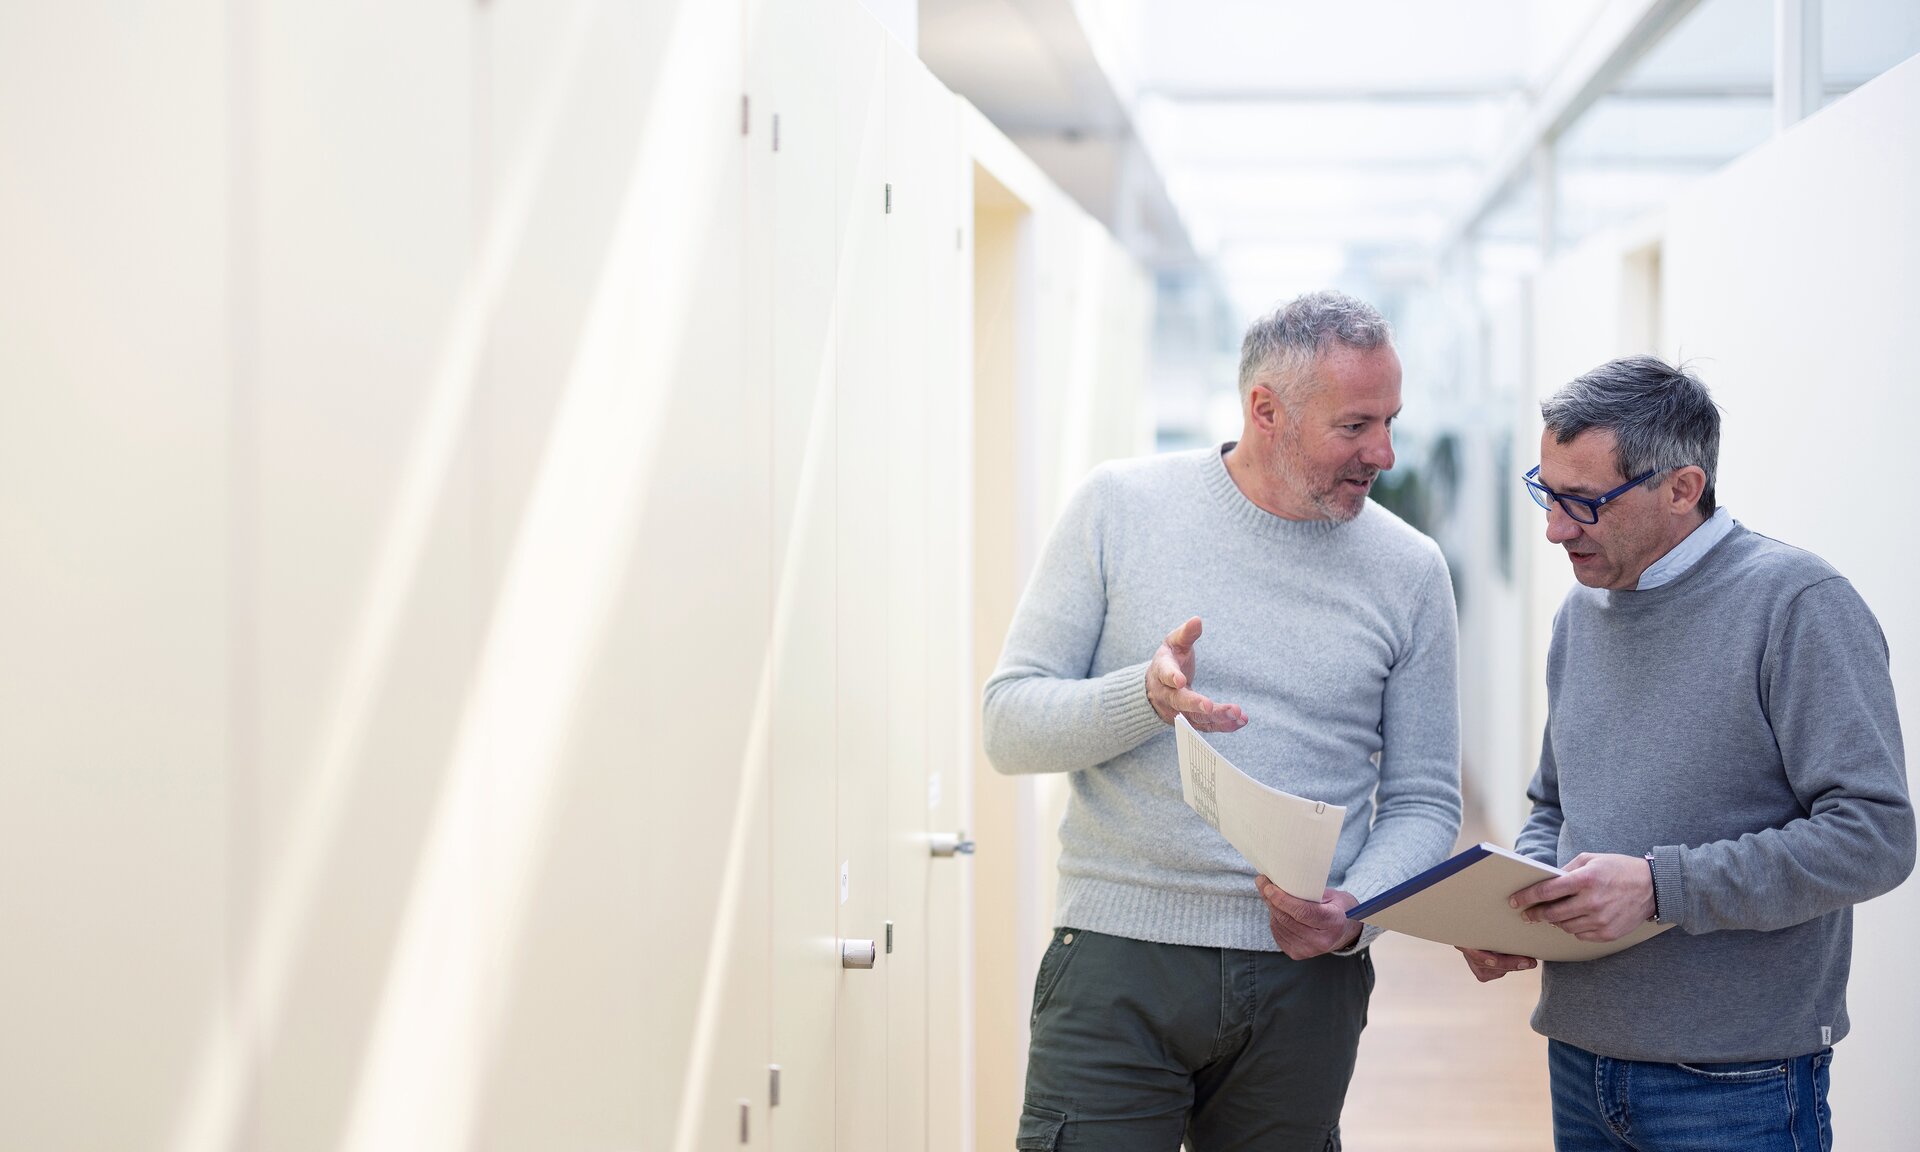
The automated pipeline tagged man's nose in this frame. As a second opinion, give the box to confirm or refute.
[1362,427,1395,471]
[1543,503,1583,544]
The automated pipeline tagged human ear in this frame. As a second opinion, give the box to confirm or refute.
[1667,466,1707,514]
[1248,384,1282,437]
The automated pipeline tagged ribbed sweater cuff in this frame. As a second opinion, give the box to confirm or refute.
[1651,844,1686,926]
[1101,660,1168,749]
[1335,922,1384,955]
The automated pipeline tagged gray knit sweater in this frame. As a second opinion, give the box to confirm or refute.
[982,445,1462,952]
[1518,524,1916,1061]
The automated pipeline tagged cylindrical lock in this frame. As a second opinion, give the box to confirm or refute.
[841,938,877,969]
[929,831,976,857]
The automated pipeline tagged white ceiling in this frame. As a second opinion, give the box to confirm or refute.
[921,0,1920,322]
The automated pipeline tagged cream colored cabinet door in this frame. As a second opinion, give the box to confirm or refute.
[832,4,894,1150]
[470,0,767,1149]
[759,0,843,1145]
[245,5,479,1148]
[881,39,946,1152]
[0,6,232,1150]
[917,84,976,1152]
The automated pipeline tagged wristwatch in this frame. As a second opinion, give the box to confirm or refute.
[1643,852,1661,922]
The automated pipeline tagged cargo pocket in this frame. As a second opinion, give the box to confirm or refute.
[1014,1102,1067,1150]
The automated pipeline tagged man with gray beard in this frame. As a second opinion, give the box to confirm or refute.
[983,290,1462,1150]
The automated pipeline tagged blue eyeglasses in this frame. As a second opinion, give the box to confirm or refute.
[1523,465,1656,525]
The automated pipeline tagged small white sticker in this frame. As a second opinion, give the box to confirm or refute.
[1822,1025,1832,1045]
[840,861,850,905]
[928,772,942,810]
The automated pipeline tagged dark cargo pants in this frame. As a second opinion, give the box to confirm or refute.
[1016,927,1373,1151]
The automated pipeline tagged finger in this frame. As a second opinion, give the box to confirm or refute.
[1573,926,1629,943]
[1151,652,1189,691]
[1528,896,1586,926]
[1268,916,1307,952]
[1168,687,1215,715]
[1563,852,1598,871]
[1510,876,1572,911]
[1279,901,1347,932]
[1254,875,1281,908]
[1260,883,1315,915]
[1165,616,1203,651]
[1187,709,1245,734]
[1269,921,1326,959]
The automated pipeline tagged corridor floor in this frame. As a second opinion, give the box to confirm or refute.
[1339,820,1554,1150]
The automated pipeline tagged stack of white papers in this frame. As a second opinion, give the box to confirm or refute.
[1174,715,1346,900]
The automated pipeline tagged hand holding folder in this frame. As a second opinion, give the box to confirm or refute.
[1346,842,1672,962]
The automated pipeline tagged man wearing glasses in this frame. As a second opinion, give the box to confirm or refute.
[1463,355,1914,1150]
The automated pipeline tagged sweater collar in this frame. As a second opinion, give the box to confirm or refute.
[1602,521,1749,607]
[1202,443,1352,540]
[1636,507,1735,590]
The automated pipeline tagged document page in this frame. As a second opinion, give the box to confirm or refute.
[1174,715,1346,899]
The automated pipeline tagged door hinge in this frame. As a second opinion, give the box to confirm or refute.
[885,183,892,213]
[740,95,750,136]
[769,1064,782,1107]
[739,1099,750,1143]
[772,113,780,152]
[885,920,895,953]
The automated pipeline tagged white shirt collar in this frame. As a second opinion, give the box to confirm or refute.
[1635,507,1735,590]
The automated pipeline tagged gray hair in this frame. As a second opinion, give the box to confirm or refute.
[1540,355,1720,516]
[1237,290,1394,407]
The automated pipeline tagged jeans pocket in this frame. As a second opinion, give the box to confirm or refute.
[1015,1102,1068,1150]
[1674,1059,1789,1083]
[1030,929,1082,1024]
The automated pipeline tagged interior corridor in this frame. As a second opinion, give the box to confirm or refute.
[1342,811,1552,1151]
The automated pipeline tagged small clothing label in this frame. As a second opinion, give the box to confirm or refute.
[1822,1025,1832,1045]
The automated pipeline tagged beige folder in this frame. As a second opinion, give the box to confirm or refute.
[1348,842,1673,962]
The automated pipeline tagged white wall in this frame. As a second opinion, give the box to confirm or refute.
[1659,53,1920,1150]
[0,1,1146,1149]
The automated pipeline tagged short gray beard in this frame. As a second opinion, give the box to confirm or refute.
[1274,425,1363,523]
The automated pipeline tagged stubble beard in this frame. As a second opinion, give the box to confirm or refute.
[1276,426,1366,523]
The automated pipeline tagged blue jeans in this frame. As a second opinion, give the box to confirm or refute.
[1548,1038,1832,1151]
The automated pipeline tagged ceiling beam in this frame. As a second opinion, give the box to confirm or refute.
[1441,0,1703,252]
[1774,0,1823,130]
[1144,81,1861,104]
[1140,84,1524,104]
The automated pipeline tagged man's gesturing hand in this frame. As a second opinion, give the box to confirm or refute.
[1256,876,1361,959]
[1146,616,1247,731]
[1509,852,1656,942]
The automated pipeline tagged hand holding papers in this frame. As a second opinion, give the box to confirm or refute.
[1174,715,1345,899]
[1346,842,1673,962]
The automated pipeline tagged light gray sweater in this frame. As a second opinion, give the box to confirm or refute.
[982,445,1462,952]
[1518,524,1916,1061]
